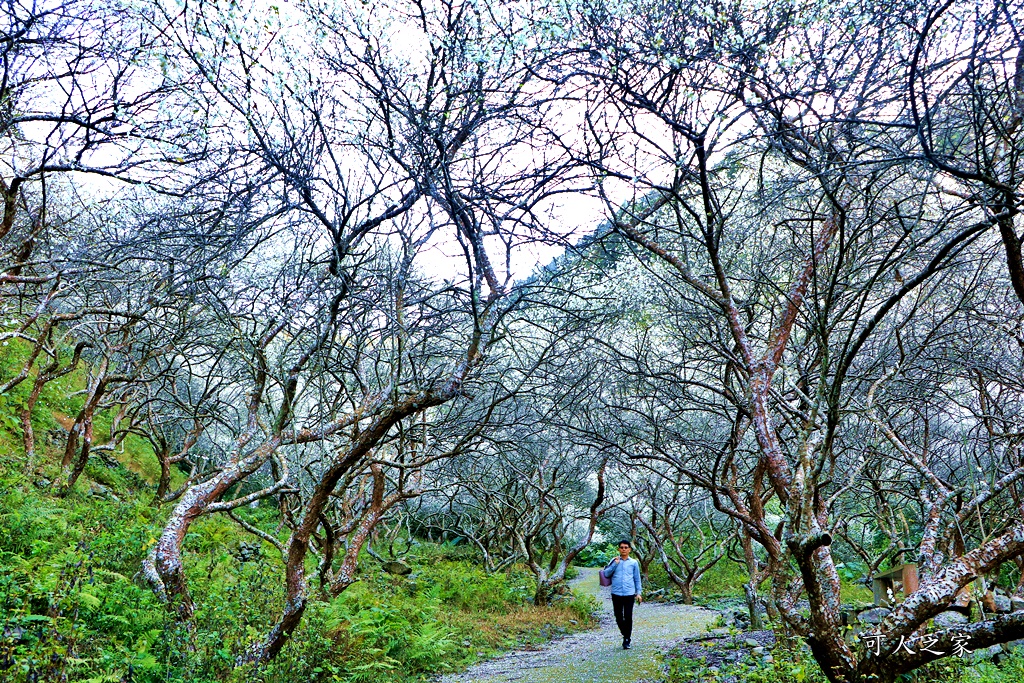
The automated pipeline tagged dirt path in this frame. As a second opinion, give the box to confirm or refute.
[440,567,718,683]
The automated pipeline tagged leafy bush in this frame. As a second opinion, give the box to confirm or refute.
[967,649,1024,683]
[574,542,617,567]
[566,591,601,621]
[1,462,595,683]
[418,560,532,613]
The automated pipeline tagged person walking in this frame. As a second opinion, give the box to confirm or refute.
[603,539,642,649]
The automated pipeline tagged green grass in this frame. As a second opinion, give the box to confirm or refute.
[0,459,598,683]
[0,343,598,682]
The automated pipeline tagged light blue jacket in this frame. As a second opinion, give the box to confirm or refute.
[603,557,642,596]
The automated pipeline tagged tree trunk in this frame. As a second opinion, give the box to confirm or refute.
[534,579,553,607]
[64,413,96,492]
[743,582,762,630]
[740,528,764,629]
[154,444,172,503]
[242,391,448,665]
[21,381,44,469]
[145,438,281,618]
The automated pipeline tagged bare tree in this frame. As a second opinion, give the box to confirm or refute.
[548,0,1024,679]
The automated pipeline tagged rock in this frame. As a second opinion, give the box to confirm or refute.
[462,640,471,647]
[857,607,891,625]
[1012,597,1024,612]
[383,561,412,575]
[1002,639,1024,652]
[992,594,1012,613]
[2,624,26,642]
[744,638,759,648]
[972,645,1003,662]
[934,611,969,628]
[752,646,765,655]
[236,541,262,563]
[722,606,750,623]
[569,620,578,625]
[34,478,51,489]
[88,482,119,500]
[763,654,774,663]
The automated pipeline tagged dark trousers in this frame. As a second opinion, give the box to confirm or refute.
[612,594,635,639]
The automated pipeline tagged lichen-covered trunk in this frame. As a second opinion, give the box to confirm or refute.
[680,582,693,605]
[742,583,761,629]
[328,507,387,596]
[21,381,44,470]
[242,392,447,665]
[57,366,112,494]
[154,445,173,503]
[63,413,96,492]
[243,467,379,663]
[145,439,280,618]
[794,543,856,683]
[740,528,764,630]
[534,574,554,607]
[145,473,238,619]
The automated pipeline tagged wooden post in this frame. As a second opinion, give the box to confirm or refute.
[870,564,919,606]
[872,577,893,606]
[901,564,919,595]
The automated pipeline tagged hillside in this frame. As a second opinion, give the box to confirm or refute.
[0,345,597,682]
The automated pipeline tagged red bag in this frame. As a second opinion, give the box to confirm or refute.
[599,569,611,587]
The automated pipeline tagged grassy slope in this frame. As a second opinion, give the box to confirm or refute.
[0,343,598,683]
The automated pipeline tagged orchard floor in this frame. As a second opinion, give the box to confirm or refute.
[439,568,718,683]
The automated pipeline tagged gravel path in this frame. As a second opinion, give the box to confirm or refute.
[440,568,718,683]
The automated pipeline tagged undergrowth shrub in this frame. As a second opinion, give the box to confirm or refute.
[2,457,594,683]
[574,541,617,567]
[664,638,1024,683]
[236,555,593,683]
[966,649,1024,683]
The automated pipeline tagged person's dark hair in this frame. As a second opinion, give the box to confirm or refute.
[617,540,632,548]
